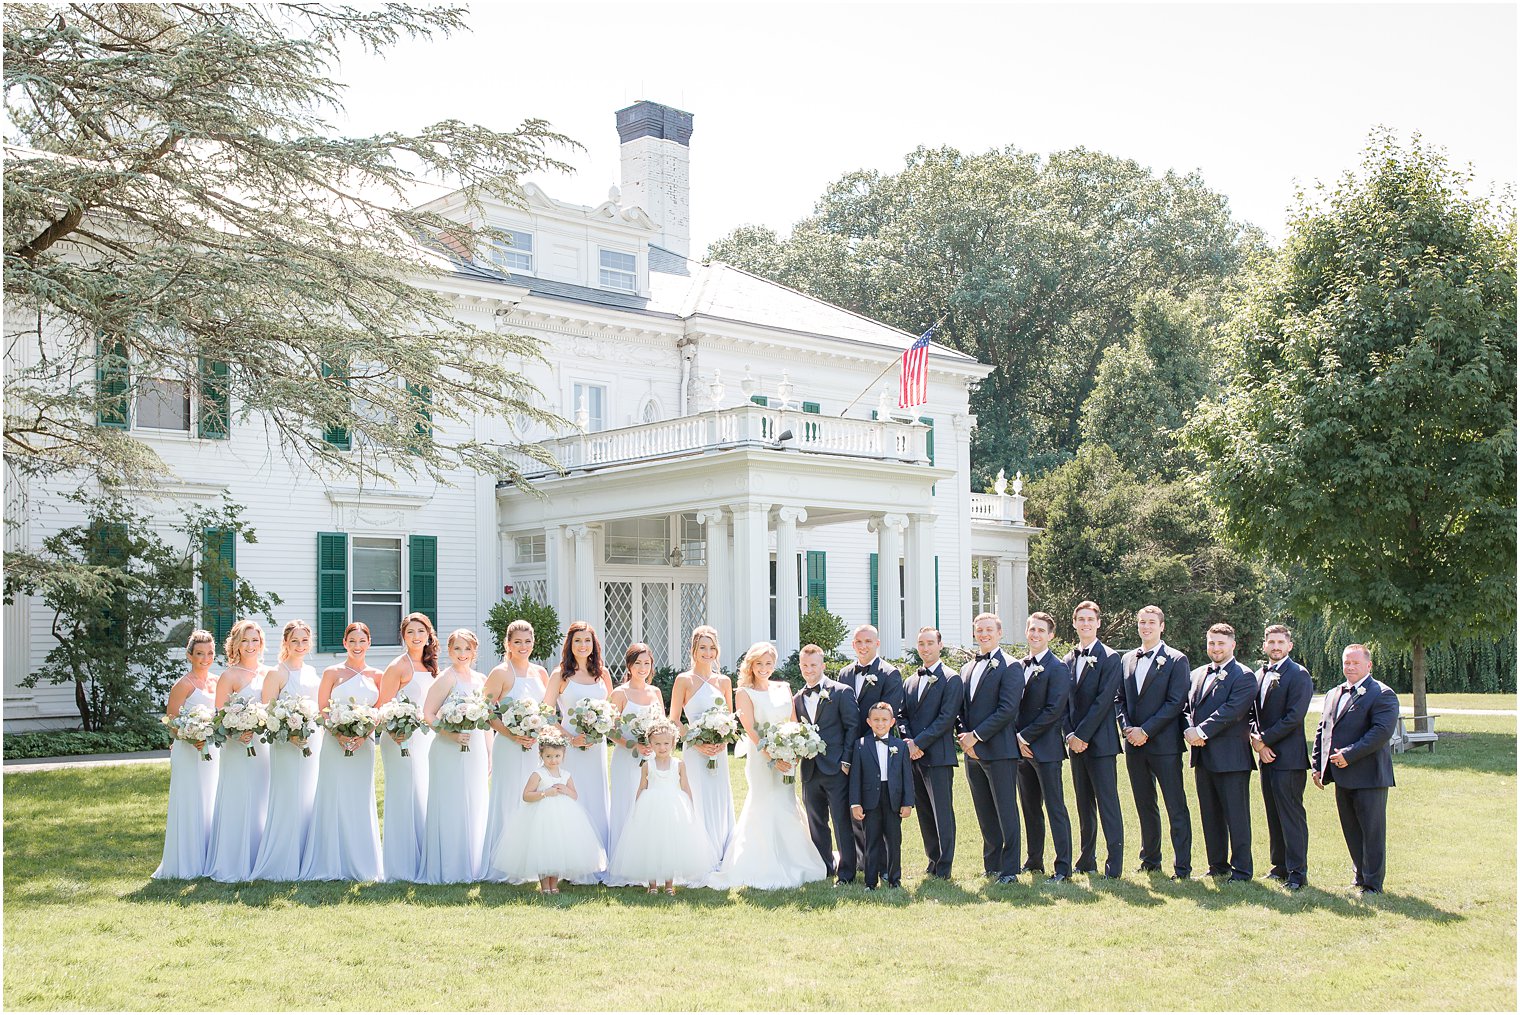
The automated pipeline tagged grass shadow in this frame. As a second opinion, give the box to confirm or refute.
[1392,732,1516,776]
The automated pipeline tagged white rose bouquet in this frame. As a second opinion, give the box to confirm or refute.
[324,697,382,757]
[757,719,825,784]
[376,695,428,757]
[212,697,268,758]
[434,690,492,752]
[494,697,559,751]
[684,703,742,770]
[565,696,618,751]
[263,694,321,757]
[616,706,663,758]
[162,702,216,760]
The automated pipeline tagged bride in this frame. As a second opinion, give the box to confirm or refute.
[709,642,828,890]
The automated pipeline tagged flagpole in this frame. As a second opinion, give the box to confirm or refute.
[837,315,947,417]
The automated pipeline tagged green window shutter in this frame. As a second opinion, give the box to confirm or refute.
[198,358,230,440]
[408,534,438,630]
[934,555,941,630]
[96,337,130,430]
[406,380,432,451]
[801,401,821,442]
[869,552,878,627]
[87,521,129,642]
[805,550,827,612]
[316,532,348,652]
[802,401,821,414]
[749,395,769,406]
[919,416,935,464]
[201,528,237,644]
[320,361,351,450]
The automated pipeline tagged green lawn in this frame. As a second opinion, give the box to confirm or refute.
[1394,692,1516,712]
[4,710,1515,1011]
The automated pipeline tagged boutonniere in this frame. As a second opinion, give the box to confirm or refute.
[819,689,832,702]
[864,674,878,687]
[1025,663,1044,679]
[889,745,899,756]
[1355,684,1367,698]
[923,673,938,686]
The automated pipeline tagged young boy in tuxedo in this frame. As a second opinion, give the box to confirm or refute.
[850,702,915,889]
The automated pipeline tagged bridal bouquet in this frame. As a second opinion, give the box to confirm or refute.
[324,697,382,757]
[616,707,663,759]
[376,696,428,757]
[495,697,559,751]
[162,703,216,760]
[212,697,268,758]
[757,720,825,784]
[565,697,618,751]
[685,703,742,770]
[263,694,321,757]
[434,691,491,752]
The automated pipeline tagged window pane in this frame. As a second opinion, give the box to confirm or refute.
[353,600,403,641]
[353,537,402,592]
[515,534,545,564]
[136,378,190,431]
[600,249,635,272]
[600,268,636,292]
[489,230,534,272]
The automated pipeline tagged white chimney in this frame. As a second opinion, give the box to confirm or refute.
[616,100,694,257]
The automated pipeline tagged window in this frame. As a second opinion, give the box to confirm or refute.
[352,536,404,641]
[640,398,660,423]
[573,382,607,432]
[678,512,705,567]
[488,229,534,273]
[971,556,999,618]
[604,516,670,565]
[768,554,805,640]
[514,533,546,565]
[599,249,637,292]
[135,378,191,431]
[867,554,906,640]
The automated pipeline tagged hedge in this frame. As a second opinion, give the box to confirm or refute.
[3,726,172,760]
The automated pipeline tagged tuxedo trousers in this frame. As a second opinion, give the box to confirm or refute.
[911,760,956,878]
[964,755,1020,878]
[1070,750,1124,877]
[1335,784,1388,891]
[1125,750,1191,876]
[1195,767,1253,878]
[1017,756,1072,876]
[1259,766,1308,880]
[862,792,903,887]
[802,769,856,880]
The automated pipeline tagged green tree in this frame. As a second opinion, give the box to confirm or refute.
[709,145,1261,482]
[3,4,571,499]
[484,593,561,660]
[1186,133,1517,726]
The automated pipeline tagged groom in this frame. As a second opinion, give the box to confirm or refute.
[794,643,861,884]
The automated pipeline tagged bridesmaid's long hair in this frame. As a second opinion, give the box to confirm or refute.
[400,612,440,675]
[224,618,264,668]
[278,619,313,665]
[688,625,720,668]
[736,642,778,690]
[558,620,604,682]
[623,643,652,683]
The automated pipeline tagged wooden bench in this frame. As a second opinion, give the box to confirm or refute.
[1392,713,1440,753]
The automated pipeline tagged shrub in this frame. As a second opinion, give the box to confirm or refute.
[3,726,172,760]
[484,595,561,660]
[799,608,850,658]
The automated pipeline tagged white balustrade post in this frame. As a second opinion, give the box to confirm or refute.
[696,508,730,648]
[775,507,807,661]
[870,513,909,658]
[729,502,772,652]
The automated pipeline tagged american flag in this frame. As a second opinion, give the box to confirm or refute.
[897,326,935,408]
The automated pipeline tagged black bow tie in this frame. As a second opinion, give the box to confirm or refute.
[802,685,821,696]
[1138,650,1155,660]
[874,736,889,743]
[976,652,992,662]
[1077,647,1093,657]
[1207,665,1222,676]
[917,667,933,677]
[1023,656,1037,667]
[1265,664,1280,673]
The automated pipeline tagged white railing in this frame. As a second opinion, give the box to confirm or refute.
[505,403,929,478]
[969,491,1027,525]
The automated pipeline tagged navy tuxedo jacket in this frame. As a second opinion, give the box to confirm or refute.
[1252,657,1313,771]
[792,677,859,779]
[1015,650,1072,763]
[838,658,907,729]
[848,734,916,811]
[1063,641,1124,757]
[900,662,965,768]
[1314,678,1398,789]
[957,648,1025,762]
[1185,659,1258,773]
[1117,644,1191,755]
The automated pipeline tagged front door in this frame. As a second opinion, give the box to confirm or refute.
[600,577,707,672]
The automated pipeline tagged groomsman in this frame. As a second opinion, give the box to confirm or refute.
[1117,605,1193,879]
[1250,623,1314,890]
[1063,600,1125,879]
[1015,612,1074,881]
[838,625,905,872]
[1184,623,1257,881]
[1314,644,1399,893]
[901,626,965,879]
[956,612,1026,883]
[849,701,916,889]
[794,644,860,885]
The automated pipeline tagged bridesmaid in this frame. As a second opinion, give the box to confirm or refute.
[482,619,548,878]
[669,625,735,869]
[419,629,490,883]
[543,621,614,878]
[153,630,220,879]
[250,619,322,881]
[300,625,382,881]
[608,642,664,861]
[375,613,439,881]
[206,619,272,882]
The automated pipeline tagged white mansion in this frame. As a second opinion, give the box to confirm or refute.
[2,101,1038,729]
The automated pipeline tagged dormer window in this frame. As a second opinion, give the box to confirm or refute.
[488,229,534,273]
[599,249,637,292]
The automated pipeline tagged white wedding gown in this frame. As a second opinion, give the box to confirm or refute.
[708,683,828,890]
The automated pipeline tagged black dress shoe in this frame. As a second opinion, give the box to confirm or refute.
[1285,878,1305,891]
[1266,871,1287,882]
[833,878,854,887]
[1135,863,1162,873]
[887,880,902,888]
[1074,866,1098,875]
[1227,873,1252,882]
[1021,864,1045,875]
[1045,873,1070,884]
[997,874,1021,884]
[1361,886,1382,894]
[1169,873,1190,881]
[1207,867,1231,878]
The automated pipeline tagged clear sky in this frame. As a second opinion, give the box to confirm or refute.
[334,1,1517,254]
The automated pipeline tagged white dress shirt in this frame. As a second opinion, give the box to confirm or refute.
[875,738,890,780]
[1134,642,1166,694]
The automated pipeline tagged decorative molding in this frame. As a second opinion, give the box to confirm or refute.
[128,479,228,503]
[326,487,431,531]
[694,508,727,527]
[775,506,809,526]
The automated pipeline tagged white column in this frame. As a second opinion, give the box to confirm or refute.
[475,474,497,627]
[908,512,937,635]
[1012,556,1030,637]
[774,506,807,660]
[996,555,1016,642]
[696,508,729,647]
[729,502,771,652]
[549,525,573,618]
[870,513,908,658]
[569,524,596,627]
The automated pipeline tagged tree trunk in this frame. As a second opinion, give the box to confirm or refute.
[74,673,91,732]
[1411,637,1429,733]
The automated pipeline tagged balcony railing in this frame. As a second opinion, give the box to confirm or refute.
[969,491,1028,525]
[504,403,930,480]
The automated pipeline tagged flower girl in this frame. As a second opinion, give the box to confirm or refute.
[491,731,605,894]
[609,720,716,894]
